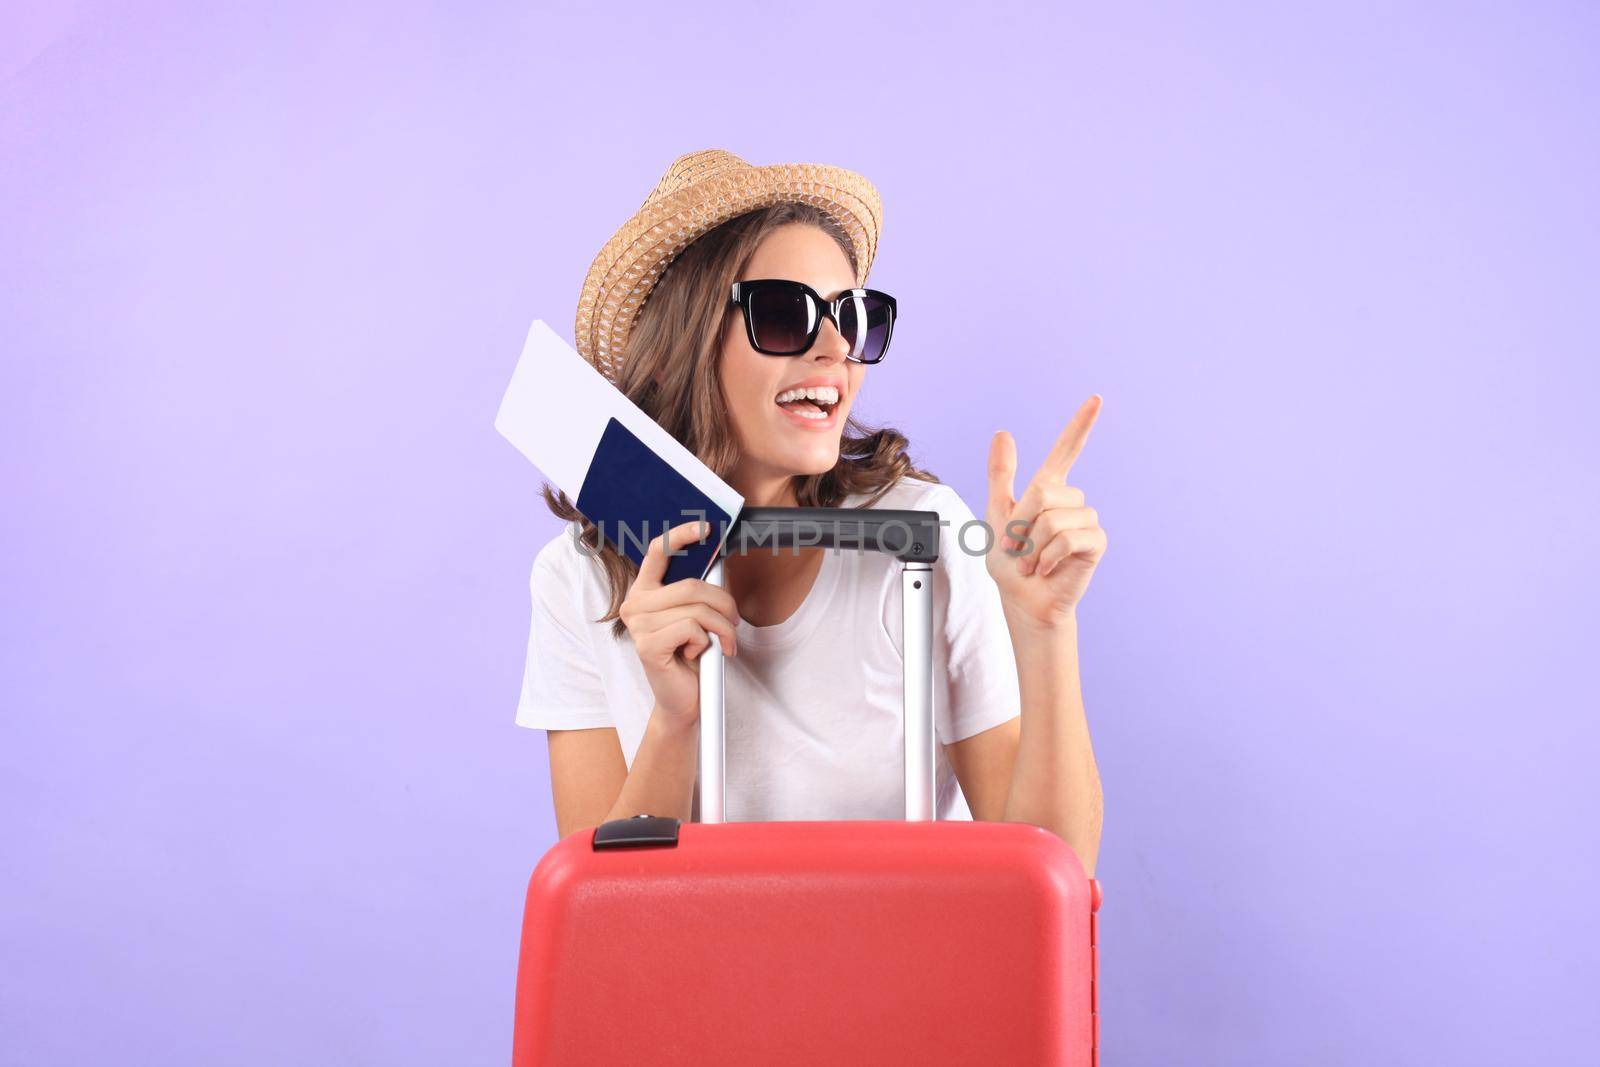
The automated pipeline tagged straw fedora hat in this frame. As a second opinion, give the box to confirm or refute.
[574,148,884,385]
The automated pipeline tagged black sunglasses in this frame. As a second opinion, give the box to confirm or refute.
[729,279,898,364]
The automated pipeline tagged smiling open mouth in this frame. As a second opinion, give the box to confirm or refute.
[775,384,840,421]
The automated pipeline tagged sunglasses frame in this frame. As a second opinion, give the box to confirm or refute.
[729,278,898,364]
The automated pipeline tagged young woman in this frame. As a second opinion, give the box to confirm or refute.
[516,151,1106,876]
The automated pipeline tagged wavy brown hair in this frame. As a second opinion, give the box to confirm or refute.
[543,201,937,637]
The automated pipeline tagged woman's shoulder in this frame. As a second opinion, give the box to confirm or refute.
[530,522,605,602]
[848,473,951,509]
[533,519,581,567]
[850,475,977,523]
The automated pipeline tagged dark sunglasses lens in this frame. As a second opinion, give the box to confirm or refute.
[839,293,893,363]
[748,286,815,354]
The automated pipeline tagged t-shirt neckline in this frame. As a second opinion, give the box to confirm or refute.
[732,546,843,651]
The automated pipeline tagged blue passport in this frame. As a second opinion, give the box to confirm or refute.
[576,418,732,585]
[495,319,744,585]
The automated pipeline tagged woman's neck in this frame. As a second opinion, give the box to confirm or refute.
[729,468,801,508]
[721,466,826,626]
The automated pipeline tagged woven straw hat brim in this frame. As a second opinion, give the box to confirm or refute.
[575,152,883,385]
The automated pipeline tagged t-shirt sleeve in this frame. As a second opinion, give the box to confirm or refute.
[925,483,1023,744]
[514,532,616,731]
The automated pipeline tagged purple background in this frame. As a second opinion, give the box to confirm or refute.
[4,3,1596,1063]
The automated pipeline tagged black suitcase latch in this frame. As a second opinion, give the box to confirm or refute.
[592,814,681,850]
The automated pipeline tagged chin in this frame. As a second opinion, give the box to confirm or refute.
[786,448,841,478]
[765,439,841,479]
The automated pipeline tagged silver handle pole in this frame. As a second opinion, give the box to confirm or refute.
[697,557,726,824]
[697,556,935,824]
[903,563,935,821]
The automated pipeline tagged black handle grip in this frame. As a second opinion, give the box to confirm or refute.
[725,507,940,564]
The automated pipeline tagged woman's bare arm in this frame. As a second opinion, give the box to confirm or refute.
[546,726,626,840]
[944,717,1021,822]
[998,614,1103,875]
[546,520,735,840]
[979,397,1109,876]
[547,707,698,839]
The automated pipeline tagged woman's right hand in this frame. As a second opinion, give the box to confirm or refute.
[619,519,741,728]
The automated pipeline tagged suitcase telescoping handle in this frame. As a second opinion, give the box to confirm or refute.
[696,507,941,824]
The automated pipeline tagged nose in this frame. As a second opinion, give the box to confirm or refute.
[808,315,851,364]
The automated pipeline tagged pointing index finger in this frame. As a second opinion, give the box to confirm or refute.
[1033,394,1103,484]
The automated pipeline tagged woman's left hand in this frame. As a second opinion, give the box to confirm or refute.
[985,394,1108,631]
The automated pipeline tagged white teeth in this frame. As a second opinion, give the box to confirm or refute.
[775,385,840,405]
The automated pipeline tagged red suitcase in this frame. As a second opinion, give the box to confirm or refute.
[513,508,1102,1066]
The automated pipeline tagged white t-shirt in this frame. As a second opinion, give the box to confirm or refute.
[514,475,1022,822]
